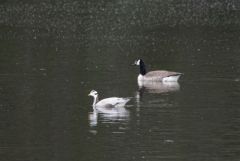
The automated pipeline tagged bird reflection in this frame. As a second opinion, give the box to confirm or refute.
[88,107,129,129]
[136,81,180,103]
[134,81,181,121]
[138,81,180,94]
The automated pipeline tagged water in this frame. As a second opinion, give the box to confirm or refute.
[0,26,240,161]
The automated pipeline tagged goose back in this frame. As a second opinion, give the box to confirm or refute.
[96,97,130,107]
[140,70,183,81]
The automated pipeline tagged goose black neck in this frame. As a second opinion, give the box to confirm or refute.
[140,61,146,75]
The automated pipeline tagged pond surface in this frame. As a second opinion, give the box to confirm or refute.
[0,26,239,161]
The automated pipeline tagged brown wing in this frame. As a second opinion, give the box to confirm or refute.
[145,70,182,80]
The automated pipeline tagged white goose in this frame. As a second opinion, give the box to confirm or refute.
[88,90,130,113]
[133,59,183,82]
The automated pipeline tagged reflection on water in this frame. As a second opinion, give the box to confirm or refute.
[138,81,180,94]
[136,81,180,105]
[88,107,130,133]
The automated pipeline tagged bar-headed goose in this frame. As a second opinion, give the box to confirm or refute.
[88,90,131,113]
[133,59,183,82]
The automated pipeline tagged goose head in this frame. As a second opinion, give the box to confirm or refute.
[133,59,146,75]
[88,90,98,97]
[88,90,99,107]
[133,59,143,66]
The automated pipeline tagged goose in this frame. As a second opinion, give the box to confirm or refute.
[133,59,183,82]
[88,90,130,113]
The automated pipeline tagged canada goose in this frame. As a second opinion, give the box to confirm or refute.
[88,90,131,113]
[133,59,183,82]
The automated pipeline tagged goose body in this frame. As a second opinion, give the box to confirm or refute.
[96,97,130,107]
[88,90,130,113]
[134,59,183,82]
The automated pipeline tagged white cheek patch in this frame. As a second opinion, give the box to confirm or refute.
[136,59,140,65]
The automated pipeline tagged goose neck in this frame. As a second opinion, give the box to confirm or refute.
[92,95,99,106]
[140,61,146,75]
